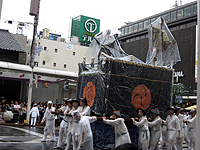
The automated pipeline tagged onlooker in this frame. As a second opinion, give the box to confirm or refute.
[29,103,39,127]
[14,101,21,112]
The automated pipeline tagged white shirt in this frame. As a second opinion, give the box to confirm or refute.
[79,106,91,116]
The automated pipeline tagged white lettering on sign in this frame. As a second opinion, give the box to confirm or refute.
[82,35,93,42]
[174,71,184,82]
[85,19,97,33]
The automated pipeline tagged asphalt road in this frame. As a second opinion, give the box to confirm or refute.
[0,124,188,150]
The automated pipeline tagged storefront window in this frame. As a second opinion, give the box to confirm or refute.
[129,25,133,33]
[121,28,125,36]
[184,6,192,17]
[134,24,138,32]
[118,29,122,36]
[151,18,156,23]
[139,22,144,31]
[125,27,129,35]
[171,11,176,21]
[194,4,197,14]
[144,20,150,29]
[177,9,183,19]
[162,13,170,22]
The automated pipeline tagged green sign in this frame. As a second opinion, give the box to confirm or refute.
[71,15,100,43]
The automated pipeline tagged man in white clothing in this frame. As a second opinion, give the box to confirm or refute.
[175,107,185,150]
[183,109,196,150]
[103,110,131,148]
[41,101,56,142]
[148,108,162,150]
[54,98,72,149]
[65,99,82,150]
[132,108,150,150]
[29,103,39,127]
[72,111,97,150]
[163,106,181,150]
[180,108,189,148]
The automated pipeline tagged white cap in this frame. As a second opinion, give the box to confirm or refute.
[48,101,53,104]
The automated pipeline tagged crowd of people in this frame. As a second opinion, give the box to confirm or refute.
[0,96,197,150]
[0,97,63,126]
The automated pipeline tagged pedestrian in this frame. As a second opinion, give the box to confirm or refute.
[29,103,39,127]
[132,108,150,150]
[180,108,190,148]
[72,111,97,150]
[148,108,162,150]
[103,110,131,148]
[54,98,71,149]
[41,101,56,142]
[79,98,91,116]
[161,121,167,148]
[65,99,82,150]
[183,109,196,150]
[175,107,185,150]
[162,106,181,150]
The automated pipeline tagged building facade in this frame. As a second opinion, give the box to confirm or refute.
[118,1,197,103]
[34,38,88,73]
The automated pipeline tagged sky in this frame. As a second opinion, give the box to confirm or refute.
[0,0,195,40]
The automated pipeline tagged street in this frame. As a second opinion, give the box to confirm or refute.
[0,124,188,150]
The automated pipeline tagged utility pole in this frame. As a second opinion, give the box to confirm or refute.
[26,0,41,122]
[196,0,200,149]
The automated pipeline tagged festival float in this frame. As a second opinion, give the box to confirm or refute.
[76,17,181,149]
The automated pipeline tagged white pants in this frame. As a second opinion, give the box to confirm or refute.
[175,137,183,150]
[65,132,72,150]
[41,121,56,141]
[72,134,81,150]
[57,127,68,147]
[188,138,195,150]
[77,137,93,150]
[30,117,37,126]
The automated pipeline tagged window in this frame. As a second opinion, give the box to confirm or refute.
[44,46,47,51]
[162,13,170,22]
[121,28,125,36]
[43,60,45,65]
[53,63,56,67]
[139,22,144,31]
[134,24,138,32]
[34,62,38,67]
[64,64,67,68]
[73,52,75,56]
[118,29,122,36]
[151,18,156,23]
[129,25,133,33]
[193,4,197,14]
[184,6,192,17]
[144,20,150,29]
[38,53,40,56]
[171,11,176,21]
[177,9,183,19]
[125,27,128,35]
[55,48,58,53]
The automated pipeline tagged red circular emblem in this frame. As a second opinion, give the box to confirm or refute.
[131,85,151,110]
[83,81,96,107]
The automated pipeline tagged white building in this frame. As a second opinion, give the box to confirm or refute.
[34,34,88,74]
